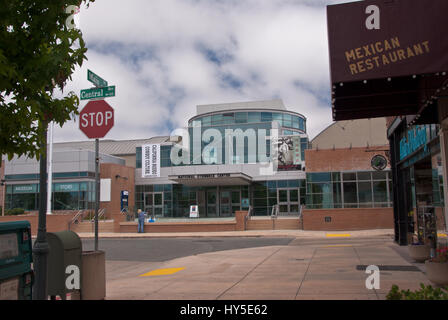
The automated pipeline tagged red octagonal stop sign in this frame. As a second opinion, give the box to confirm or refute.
[79,100,114,139]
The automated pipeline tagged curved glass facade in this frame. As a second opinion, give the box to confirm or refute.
[189,111,306,133]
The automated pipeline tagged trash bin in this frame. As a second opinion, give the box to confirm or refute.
[46,231,82,300]
[0,221,33,300]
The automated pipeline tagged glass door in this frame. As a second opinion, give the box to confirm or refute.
[144,192,164,217]
[206,190,217,217]
[220,191,232,217]
[277,188,300,215]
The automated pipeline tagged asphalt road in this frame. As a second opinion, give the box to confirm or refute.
[81,237,294,262]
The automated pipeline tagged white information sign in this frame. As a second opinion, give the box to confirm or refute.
[190,205,199,218]
[142,144,161,178]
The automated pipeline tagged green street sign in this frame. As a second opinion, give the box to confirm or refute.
[80,86,115,100]
[87,69,108,88]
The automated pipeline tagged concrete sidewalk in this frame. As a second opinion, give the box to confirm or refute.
[103,230,436,300]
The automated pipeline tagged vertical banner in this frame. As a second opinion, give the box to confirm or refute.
[142,144,160,178]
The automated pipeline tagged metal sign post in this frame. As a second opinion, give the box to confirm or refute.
[79,70,115,252]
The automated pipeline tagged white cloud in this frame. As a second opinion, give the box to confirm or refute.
[53,0,350,143]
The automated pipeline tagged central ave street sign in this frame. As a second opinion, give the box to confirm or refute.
[79,100,114,139]
[80,85,115,100]
[87,69,108,88]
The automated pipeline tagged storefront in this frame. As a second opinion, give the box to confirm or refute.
[326,0,448,243]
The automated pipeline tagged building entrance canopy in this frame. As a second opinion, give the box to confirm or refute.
[327,0,448,121]
[168,173,252,187]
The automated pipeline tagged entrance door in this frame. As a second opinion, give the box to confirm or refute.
[144,192,164,217]
[206,190,217,217]
[277,188,300,215]
[220,191,232,217]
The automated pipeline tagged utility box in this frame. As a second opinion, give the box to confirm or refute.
[47,231,82,299]
[0,221,33,300]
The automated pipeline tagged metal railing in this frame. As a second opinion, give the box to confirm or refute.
[91,208,106,222]
[68,210,85,231]
[298,204,304,230]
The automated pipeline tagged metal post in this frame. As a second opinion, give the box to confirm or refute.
[1,180,5,216]
[46,121,53,215]
[33,122,49,300]
[95,138,99,251]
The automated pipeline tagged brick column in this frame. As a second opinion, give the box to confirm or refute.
[235,211,249,231]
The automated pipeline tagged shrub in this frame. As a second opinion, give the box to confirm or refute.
[6,208,25,216]
[387,284,448,300]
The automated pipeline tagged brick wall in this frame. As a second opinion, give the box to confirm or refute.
[302,208,394,231]
[0,212,77,236]
[305,146,390,172]
[119,221,237,233]
[99,163,135,219]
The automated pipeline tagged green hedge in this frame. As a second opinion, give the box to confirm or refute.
[6,208,25,216]
[387,284,448,300]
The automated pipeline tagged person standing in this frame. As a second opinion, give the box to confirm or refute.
[137,209,146,233]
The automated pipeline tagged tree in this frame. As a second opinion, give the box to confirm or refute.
[0,0,95,160]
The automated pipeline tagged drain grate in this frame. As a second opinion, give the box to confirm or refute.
[356,265,421,272]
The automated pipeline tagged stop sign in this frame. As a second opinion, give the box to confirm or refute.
[79,100,114,139]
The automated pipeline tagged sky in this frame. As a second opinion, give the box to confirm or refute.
[53,0,352,143]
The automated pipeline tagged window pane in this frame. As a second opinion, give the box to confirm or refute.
[358,181,372,203]
[343,173,356,181]
[212,114,222,125]
[292,116,300,129]
[272,113,283,126]
[372,171,387,180]
[261,112,272,122]
[283,114,292,127]
[357,172,371,181]
[235,112,247,123]
[373,181,388,202]
[289,189,299,202]
[306,173,331,182]
[248,112,261,123]
[201,116,211,126]
[343,182,357,203]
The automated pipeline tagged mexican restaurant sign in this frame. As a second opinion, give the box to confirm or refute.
[327,0,448,83]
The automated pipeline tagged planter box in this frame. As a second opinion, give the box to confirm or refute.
[408,244,431,262]
[425,261,448,286]
[81,251,106,300]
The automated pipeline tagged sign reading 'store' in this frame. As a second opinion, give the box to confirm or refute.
[327,0,448,83]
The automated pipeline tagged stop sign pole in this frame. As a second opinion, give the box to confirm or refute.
[80,72,115,252]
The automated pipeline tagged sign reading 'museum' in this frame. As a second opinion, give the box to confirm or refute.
[142,144,160,178]
[327,0,448,83]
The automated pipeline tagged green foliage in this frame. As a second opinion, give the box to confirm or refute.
[0,0,95,160]
[387,283,448,300]
[6,208,25,215]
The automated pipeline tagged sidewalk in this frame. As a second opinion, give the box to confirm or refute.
[104,231,432,300]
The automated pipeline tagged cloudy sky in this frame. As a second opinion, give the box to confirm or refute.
[53,0,351,143]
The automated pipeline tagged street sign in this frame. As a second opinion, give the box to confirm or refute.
[80,86,115,100]
[79,100,114,139]
[87,69,108,88]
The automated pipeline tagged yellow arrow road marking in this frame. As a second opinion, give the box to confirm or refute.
[139,267,185,277]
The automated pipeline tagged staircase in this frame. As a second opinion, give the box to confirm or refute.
[70,220,114,233]
[246,217,301,230]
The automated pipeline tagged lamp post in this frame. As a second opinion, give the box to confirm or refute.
[32,120,49,300]
[1,179,5,216]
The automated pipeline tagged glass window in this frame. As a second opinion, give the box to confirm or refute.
[235,112,247,123]
[307,173,331,183]
[212,114,222,125]
[332,172,341,181]
[261,112,272,122]
[357,172,371,181]
[358,181,372,203]
[299,118,305,131]
[342,172,356,181]
[222,113,234,124]
[248,112,261,123]
[343,182,357,203]
[201,116,211,126]
[292,116,300,129]
[372,171,387,180]
[373,181,388,202]
[272,113,283,126]
[283,114,292,127]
